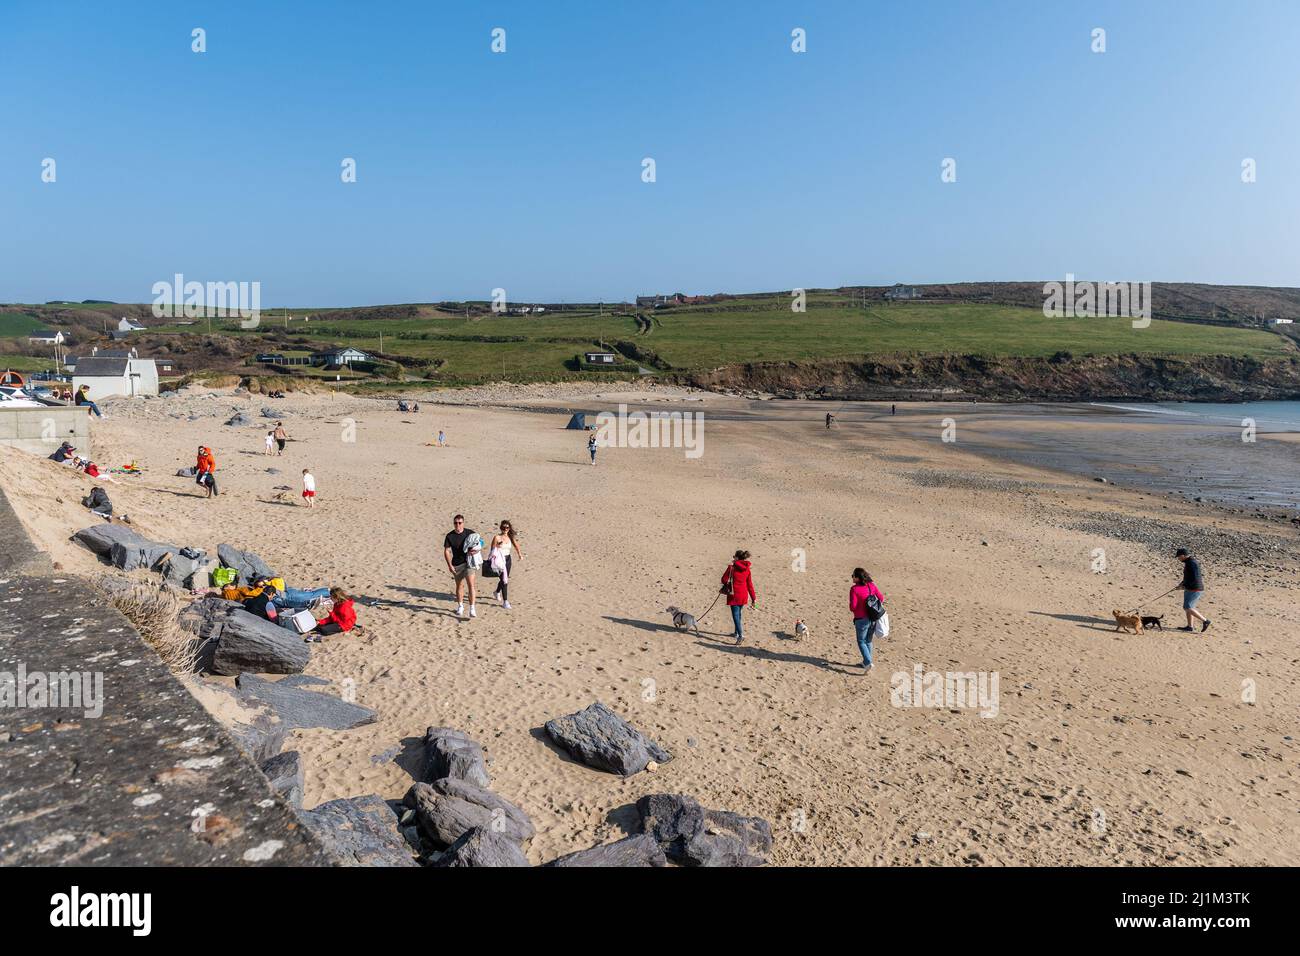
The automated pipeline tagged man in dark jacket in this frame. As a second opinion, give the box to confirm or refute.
[1175,548,1211,633]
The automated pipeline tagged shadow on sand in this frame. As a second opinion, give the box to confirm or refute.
[1028,610,1120,632]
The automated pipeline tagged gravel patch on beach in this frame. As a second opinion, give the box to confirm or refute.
[905,469,1045,493]
[1063,511,1299,572]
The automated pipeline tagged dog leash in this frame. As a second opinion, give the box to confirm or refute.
[1130,586,1179,614]
[694,591,724,624]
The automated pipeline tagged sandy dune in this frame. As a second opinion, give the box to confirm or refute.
[2,384,1296,866]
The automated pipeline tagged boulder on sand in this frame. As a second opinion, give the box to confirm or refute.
[543,701,671,776]
[235,673,377,731]
[224,411,252,427]
[433,827,530,868]
[188,602,310,675]
[430,777,534,841]
[216,543,277,584]
[423,726,490,788]
[297,795,417,867]
[544,833,668,868]
[637,793,772,867]
[73,523,178,572]
[260,406,285,418]
[260,750,304,807]
[403,781,533,847]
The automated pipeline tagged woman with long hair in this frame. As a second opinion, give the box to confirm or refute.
[849,568,885,672]
[489,520,523,609]
[721,550,756,644]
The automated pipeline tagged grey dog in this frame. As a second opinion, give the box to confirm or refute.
[666,606,700,635]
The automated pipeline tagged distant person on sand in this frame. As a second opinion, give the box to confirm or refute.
[891,404,896,416]
[273,422,288,455]
[444,514,478,618]
[588,433,598,465]
[1175,548,1211,632]
[437,430,446,447]
[488,520,523,610]
[75,385,103,418]
[301,468,316,508]
[264,431,275,456]
[196,446,218,498]
[721,550,757,644]
[849,568,885,672]
[825,412,834,429]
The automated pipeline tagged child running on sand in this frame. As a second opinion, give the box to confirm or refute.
[301,468,316,508]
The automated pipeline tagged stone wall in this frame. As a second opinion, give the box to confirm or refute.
[0,406,92,457]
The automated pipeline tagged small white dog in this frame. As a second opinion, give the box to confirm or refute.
[666,606,700,635]
[793,619,809,641]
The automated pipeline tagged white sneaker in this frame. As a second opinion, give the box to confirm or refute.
[468,605,477,618]
[456,603,464,617]
[502,600,511,610]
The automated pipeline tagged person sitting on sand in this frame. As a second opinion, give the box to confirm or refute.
[308,587,357,642]
[49,441,76,464]
[1175,548,1211,633]
[849,568,885,672]
[722,550,757,644]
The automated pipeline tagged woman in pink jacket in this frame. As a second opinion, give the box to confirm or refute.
[849,568,885,671]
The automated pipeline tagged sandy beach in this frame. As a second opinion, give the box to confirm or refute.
[2,384,1296,866]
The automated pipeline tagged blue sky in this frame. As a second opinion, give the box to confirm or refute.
[1,0,1296,306]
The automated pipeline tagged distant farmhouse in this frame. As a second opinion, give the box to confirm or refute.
[117,317,146,332]
[583,351,619,365]
[884,284,923,301]
[28,329,66,345]
[1267,318,1294,325]
[636,293,684,309]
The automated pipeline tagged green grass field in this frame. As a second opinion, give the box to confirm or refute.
[0,311,45,339]
[7,294,1293,385]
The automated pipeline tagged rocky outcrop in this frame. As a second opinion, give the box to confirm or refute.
[297,795,417,867]
[179,597,309,675]
[433,827,530,868]
[544,702,670,776]
[216,543,277,585]
[235,673,377,731]
[260,751,304,808]
[637,793,772,867]
[73,523,179,572]
[403,780,534,847]
[423,726,490,788]
[545,834,668,868]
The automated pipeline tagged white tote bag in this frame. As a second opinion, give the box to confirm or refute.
[876,612,890,639]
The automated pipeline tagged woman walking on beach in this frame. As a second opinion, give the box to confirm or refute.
[849,568,885,672]
[721,550,756,644]
[196,446,218,498]
[588,433,598,465]
[488,520,523,609]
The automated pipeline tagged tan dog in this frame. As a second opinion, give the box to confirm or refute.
[1112,610,1144,634]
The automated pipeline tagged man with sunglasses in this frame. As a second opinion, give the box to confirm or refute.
[443,514,477,618]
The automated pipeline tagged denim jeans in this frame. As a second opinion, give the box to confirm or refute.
[83,402,102,418]
[854,617,877,666]
[730,604,744,639]
[280,587,329,610]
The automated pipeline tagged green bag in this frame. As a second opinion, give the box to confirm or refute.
[211,566,238,587]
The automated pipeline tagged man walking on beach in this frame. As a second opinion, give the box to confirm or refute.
[444,514,477,618]
[273,422,288,455]
[1175,548,1211,632]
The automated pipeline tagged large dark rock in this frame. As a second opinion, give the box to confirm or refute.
[216,543,277,584]
[74,523,178,571]
[297,795,418,867]
[72,522,144,557]
[423,726,490,788]
[431,777,534,842]
[637,793,772,867]
[433,827,530,868]
[543,702,670,776]
[403,781,532,847]
[227,714,287,764]
[224,411,253,427]
[261,406,285,418]
[210,608,310,675]
[236,673,377,731]
[260,750,304,808]
[544,834,668,868]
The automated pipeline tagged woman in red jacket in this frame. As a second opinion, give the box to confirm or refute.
[721,550,756,644]
[310,587,357,641]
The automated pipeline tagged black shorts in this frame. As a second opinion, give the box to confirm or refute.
[276,439,286,451]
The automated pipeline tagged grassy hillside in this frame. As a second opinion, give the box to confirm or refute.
[3,292,1294,385]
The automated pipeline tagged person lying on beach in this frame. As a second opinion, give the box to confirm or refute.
[241,583,283,623]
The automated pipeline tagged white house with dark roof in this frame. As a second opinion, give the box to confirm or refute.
[72,356,159,400]
[28,329,66,345]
